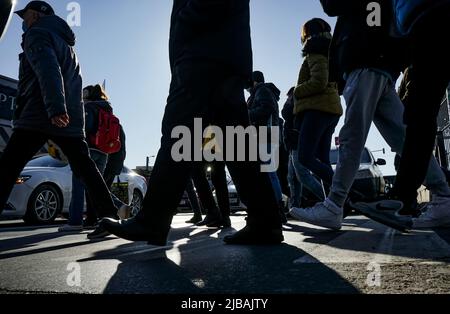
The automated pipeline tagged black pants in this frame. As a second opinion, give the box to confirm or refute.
[296,110,340,188]
[136,61,282,240]
[186,178,203,217]
[0,129,117,218]
[192,164,220,217]
[209,161,231,218]
[394,12,450,207]
[277,142,290,198]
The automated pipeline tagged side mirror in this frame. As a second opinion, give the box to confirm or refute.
[376,158,387,166]
[0,0,15,41]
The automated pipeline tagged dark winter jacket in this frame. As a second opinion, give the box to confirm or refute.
[14,15,84,138]
[247,83,280,128]
[320,0,409,94]
[281,93,298,152]
[169,0,252,79]
[393,0,450,35]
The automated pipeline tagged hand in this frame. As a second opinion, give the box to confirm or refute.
[51,114,70,128]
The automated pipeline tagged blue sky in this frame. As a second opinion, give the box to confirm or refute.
[0,0,396,175]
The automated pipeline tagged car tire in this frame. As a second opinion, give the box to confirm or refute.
[24,184,62,225]
[130,189,143,217]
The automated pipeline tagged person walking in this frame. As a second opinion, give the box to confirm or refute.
[246,71,285,222]
[282,87,325,208]
[102,0,284,245]
[59,85,129,232]
[293,18,343,195]
[390,0,450,228]
[0,1,118,239]
[290,0,450,231]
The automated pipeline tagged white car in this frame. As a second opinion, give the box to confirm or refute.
[1,155,147,224]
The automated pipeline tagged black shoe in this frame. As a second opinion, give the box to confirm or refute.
[100,217,167,246]
[87,225,110,240]
[221,216,232,228]
[83,219,98,230]
[186,215,203,224]
[223,226,284,245]
[196,215,222,227]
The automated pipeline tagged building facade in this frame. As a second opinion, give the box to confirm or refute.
[0,74,16,154]
[437,86,450,170]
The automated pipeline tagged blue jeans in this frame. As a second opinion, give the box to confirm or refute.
[289,150,325,207]
[288,153,302,208]
[268,172,283,204]
[69,149,124,225]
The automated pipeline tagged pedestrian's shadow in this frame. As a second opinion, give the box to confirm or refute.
[286,218,450,263]
[79,226,359,294]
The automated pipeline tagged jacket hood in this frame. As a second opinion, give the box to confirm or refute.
[254,83,281,101]
[31,15,76,46]
[84,100,113,112]
[303,34,331,57]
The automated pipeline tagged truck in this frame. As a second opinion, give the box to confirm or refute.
[0,74,16,155]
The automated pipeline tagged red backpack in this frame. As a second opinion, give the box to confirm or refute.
[89,108,122,154]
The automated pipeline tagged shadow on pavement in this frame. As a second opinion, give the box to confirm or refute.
[79,226,360,294]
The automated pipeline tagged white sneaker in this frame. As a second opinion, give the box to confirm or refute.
[58,225,83,232]
[289,198,343,230]
[413,196,450,229]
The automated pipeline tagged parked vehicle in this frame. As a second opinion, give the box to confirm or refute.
[1,155,147,224]
[330,147,387,201]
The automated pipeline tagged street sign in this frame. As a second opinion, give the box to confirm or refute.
[0,75,17,120]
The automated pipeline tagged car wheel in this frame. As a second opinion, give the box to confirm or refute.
[24,184,62,225]
[130,190,143,217]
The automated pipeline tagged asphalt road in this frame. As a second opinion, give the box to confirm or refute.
[1,214,450,294]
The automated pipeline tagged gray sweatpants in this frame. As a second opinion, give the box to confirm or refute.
[329,69,450,208]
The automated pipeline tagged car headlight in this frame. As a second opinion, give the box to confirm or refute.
[15,176,31,185]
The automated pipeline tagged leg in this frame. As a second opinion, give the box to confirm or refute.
[290,70,388,230]
[192,163,221,219]
[213,74,282,231]
[51,137,117,219]
[373,84,450,203]
[297,111,338,186]
[0,130,46,213]
[102,62,282,244]
[210,161,231,219]
[277,143,291,197]
[186,178,203,217]
[292,150,325,201]
[288,151,302,208]
[68,174,85,226]
[394,30,450,207]
[316,115,339,168]
[85,150,109,220]
[329,70,388,208]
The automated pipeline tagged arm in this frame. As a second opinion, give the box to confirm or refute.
[178,0,235,27]
[294,55,329,99]
[319,0,363,17]
[24,28,67,119]
[248,87,275,125]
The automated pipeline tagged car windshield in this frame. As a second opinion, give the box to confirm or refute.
[26,156,68,168]
[330,149,372,165]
